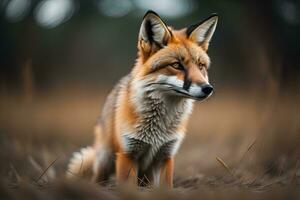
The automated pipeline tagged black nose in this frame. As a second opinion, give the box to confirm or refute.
[202,84,213,95]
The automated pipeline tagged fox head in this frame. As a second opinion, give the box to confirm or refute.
[131,10,218,101]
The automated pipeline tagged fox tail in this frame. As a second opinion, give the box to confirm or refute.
[66,146,96,179]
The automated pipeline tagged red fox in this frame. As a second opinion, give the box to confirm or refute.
[67,10,218,187]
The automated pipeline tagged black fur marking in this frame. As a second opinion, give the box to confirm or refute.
[145,19,154,44]
[144,19,165,48]
[143,10,172,47]
[152,139,177,165]
[126,138,151,160]
[183,69,192,91]
[143,10,160,19]
[186,13,218,37]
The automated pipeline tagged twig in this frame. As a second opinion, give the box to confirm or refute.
[35,156,59,183]
[216,156,235,178]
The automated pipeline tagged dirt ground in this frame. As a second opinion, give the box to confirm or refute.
[0,87,299,199]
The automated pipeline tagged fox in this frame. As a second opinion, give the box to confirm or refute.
[67,10,218,187]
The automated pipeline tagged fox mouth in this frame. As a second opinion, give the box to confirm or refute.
[146,82,210,101]
[171,88,208,101]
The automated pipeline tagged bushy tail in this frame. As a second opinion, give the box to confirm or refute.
[66,146,95,179]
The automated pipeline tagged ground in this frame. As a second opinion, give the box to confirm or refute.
[0,87,299,199]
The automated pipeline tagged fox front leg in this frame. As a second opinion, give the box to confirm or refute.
[115,153,137,185]
[159,156,174,187]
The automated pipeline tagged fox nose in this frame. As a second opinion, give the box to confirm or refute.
[202,84,213,96]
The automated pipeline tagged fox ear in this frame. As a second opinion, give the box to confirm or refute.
[187,14,218,51]
[138,10,172,59]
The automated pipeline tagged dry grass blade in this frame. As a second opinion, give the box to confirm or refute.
[9,163,21,182]
[291,159,299,183]
[123,167,150,187]
[28,156,43,173]
[249,164,276,186]
[216,156,234,177]
[260,179,282,189]
[137,176,151,188]
[126,167,133,180]
[95,179,112,186]
[35,156,59,183]
[238,137,257,166]
[143,175,151,186]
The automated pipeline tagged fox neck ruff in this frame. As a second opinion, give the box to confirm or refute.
[120,76,194,170]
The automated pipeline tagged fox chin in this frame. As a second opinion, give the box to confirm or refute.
[67,10,218,188]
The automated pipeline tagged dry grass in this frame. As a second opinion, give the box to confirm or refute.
[0,87,299,199]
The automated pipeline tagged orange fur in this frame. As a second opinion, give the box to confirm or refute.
[116,153,137,184]
[160,157,174,187]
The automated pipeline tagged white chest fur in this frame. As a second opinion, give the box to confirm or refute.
[122,91,193,170]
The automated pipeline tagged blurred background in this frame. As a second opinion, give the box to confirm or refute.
[0,0,299,198]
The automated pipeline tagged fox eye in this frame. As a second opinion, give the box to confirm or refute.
[199,63,206,70]
[170,62,183,70]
